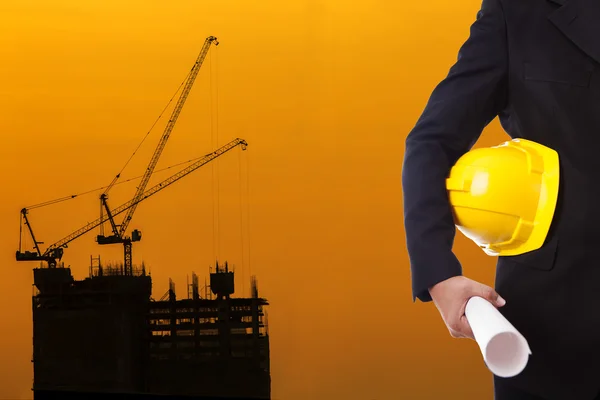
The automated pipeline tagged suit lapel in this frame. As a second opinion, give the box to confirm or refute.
[548,0,600,65]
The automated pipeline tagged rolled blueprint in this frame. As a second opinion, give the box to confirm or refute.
[465,296,532,378]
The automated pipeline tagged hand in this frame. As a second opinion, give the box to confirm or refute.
[428,276,506,340]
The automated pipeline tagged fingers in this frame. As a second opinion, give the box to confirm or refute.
[431,276,505,341]
[450,284,506,340]
[453,283,505,340]
[450,283,503,340]
[477,284,506,307]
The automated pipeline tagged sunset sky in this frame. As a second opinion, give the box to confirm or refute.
[1,1,511,399]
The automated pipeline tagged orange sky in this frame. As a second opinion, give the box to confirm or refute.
[1,1,512,399]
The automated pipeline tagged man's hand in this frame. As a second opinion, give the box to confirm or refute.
[429,276,506,340]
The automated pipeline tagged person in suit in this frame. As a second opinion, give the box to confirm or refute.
[402,0,600,399]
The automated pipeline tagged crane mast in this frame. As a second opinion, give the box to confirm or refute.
[16,138,247,268]
[97,36,219,274]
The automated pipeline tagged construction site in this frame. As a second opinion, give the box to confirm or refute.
[16,36,271,399]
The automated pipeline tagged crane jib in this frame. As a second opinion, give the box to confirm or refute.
[42,138,246,257]
[117,36,219,238]
[16,36,236,265]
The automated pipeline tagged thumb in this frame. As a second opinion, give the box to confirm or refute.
[478,284,506,307]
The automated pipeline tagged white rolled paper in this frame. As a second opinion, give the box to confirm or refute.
[465,296,532,378]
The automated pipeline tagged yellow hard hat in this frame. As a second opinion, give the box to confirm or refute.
[446,138,560,256]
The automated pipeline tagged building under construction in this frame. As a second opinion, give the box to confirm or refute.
[31,259,270,400]
[13,36,270,399]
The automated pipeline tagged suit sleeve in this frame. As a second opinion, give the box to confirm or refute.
[402,0,508,302]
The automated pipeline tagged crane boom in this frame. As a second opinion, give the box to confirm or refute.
[16,138,247,265]
[118,35,218,238]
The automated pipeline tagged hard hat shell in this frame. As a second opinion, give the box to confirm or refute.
[446,138,560,256]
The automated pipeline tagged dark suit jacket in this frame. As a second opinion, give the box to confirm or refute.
[403,0,600,398]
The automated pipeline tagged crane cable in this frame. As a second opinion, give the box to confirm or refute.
[210,46,216,263]
[24,156,205,210]
[245,147,252,290]
[210,46,222,264]
[216,44,221,264]
[102,67,193,195]
[238,147,245,297]
[24,66,199,212]
[207,45,251,296]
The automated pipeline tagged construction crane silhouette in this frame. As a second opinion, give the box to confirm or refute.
[16,35,244,270]
[16,138,248,268]
[96,35,219,275]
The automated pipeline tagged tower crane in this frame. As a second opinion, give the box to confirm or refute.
[97,35,219,275]
[16,138,248,268]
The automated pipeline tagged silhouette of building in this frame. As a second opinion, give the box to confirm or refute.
[31,258,270,400]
